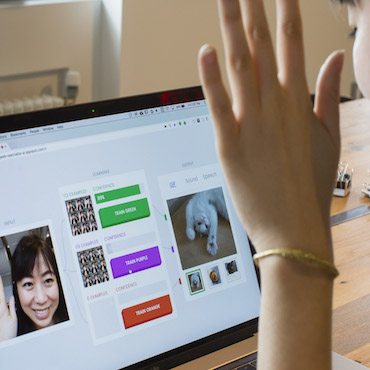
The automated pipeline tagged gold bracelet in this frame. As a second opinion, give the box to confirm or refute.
[253,248,339,278]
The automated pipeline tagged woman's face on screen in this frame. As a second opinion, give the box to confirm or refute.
[347,0,370,98]
[16,255,59,329]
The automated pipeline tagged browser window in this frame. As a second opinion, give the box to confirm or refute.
[0,95,260,369]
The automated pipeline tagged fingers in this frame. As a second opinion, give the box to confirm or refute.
[239,0,278,97]
[218,0,259,116]
[198,44,238,154]
[314,50,345,148]
[276,0,308,92]
[8,296,16,320]
[0,277,16,318]
[0,276,5,307]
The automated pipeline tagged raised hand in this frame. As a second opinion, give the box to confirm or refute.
[198,0,344,261]
[0,276,17,342]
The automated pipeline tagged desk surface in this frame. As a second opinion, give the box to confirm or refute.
[332,98,370,367]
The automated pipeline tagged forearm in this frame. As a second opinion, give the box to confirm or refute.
[257,256,333,370]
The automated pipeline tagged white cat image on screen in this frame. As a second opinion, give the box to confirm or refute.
[185,188,229,256]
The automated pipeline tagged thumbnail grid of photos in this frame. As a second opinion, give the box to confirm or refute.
[166,186,241,296]
[186,259,240,295]
[77,246,109,288]
[65,196,98,236]
[0,225,69,342]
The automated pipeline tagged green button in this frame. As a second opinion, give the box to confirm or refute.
[95,185,140,204]
[99,198,150,228]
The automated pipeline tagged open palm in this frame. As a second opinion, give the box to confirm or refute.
[198,0,343,261]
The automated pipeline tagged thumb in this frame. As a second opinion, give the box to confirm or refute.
[9,296,17,339]
[314,50,345,147]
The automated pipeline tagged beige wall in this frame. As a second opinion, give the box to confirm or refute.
[301,1,355,96]
[0,1,356,104]
[120,0,225,97]
[0,1,96,104]
[121,0,355,98]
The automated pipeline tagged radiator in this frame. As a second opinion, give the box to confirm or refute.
[0,95,64,116]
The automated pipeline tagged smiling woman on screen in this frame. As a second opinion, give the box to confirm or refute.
[0,234,68,341]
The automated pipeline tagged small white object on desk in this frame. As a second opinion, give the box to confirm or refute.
[334,161,354,197]
[362,170,370,197]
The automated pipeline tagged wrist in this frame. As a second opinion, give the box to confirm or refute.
[259,254,335,290]
[252,229,334,264]
[258,255,334,370]
[254,248,338,278]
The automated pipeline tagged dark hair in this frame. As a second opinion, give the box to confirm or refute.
[11,234,68,335]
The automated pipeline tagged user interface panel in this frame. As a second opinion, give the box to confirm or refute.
[0,92,260,369]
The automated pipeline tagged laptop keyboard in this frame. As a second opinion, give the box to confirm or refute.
[214,351,257,369]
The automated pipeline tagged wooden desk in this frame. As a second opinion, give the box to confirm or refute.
[332,98,370,367]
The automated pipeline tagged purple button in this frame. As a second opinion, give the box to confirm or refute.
[110,246,161,279]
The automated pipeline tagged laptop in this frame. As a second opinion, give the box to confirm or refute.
[0,86,365,369]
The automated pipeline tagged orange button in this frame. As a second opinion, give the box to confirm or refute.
[122,295,173,329]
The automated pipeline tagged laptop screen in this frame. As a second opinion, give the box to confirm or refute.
[0,86,260,369]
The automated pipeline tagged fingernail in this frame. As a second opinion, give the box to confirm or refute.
[200,44,216,65]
